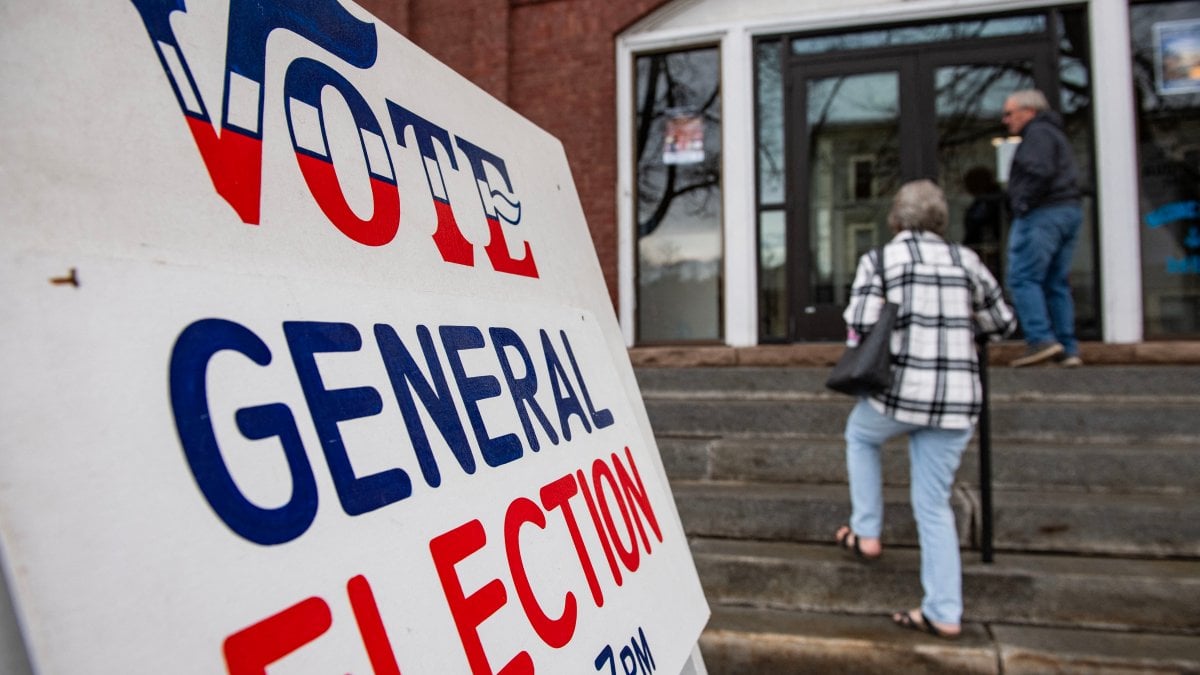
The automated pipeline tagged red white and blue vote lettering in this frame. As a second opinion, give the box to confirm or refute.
[129,0,537,276]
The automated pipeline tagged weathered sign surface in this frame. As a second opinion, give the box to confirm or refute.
[0,1,709,672]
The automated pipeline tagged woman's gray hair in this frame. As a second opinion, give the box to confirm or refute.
[887,179,949,236]
[1007,89,1050,112]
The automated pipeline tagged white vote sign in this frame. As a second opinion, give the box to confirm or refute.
[0,1,710,673]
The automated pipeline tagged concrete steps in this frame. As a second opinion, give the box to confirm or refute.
[691,539,1200,633]
[660,436,1200,494]
[673,481,1200,557]
[701,607,1200,675]
[637,365,1200,673]
[641,365,1200,442]
[645,396,1199,442]
[636,364,1200,400]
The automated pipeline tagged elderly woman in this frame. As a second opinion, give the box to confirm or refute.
[834,179,1015,639]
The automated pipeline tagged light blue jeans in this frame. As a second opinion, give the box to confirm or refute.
[1006,203,1083,356]
[844,399,974,625]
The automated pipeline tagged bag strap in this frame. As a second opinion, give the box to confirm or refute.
[948,242,964,268]
[948,242,978,296]
[875,244,887,298]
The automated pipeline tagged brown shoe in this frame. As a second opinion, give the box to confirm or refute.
[1011,342,1064,367]
[1057,354,1084,368]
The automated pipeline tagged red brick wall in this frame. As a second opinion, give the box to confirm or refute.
[363,0,410,37]
[360,0,673,307]
[407,0,512,102]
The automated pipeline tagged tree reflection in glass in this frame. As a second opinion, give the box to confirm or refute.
[634,48,722,343]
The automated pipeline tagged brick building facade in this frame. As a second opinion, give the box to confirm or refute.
[361,0,671,306]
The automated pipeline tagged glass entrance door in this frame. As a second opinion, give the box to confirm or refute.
[791,66,908,338]
[776,18,1075,341]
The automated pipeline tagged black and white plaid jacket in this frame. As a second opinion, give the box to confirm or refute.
[843,230,1016,429]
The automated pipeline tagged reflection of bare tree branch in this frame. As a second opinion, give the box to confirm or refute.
[760,150,782,184]
[1058,77,1089,106]
[936,65,1021,150]
[635,57,663,165]
[756,43,786,198]
[697,86,719,119]
[809,77,846,138]
[638,159,722,235]
[1131,52,1166,111]
[640,165,678,237]
[674,172,721,202]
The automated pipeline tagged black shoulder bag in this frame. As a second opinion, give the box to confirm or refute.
[825,245,898,396]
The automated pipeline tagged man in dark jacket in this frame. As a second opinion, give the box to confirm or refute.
[1002,89,1083,368]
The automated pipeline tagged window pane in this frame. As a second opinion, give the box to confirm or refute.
[1131,1,1200,337]
[807,72,900,308]
[1056,8,1100,339]
[757,40,785,205]
[791,15,1046,56]
[935,62,1035,282]
[635,47,723,343]
[758,209,787,340]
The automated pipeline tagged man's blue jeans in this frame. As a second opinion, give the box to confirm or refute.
[1006,203,1083,356]
[844,400,974,625]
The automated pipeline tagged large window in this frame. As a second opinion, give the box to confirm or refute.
[634,47,723,343]
[1131,1,1200,337]
[756,40,786,341]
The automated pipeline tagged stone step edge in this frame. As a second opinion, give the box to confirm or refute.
[675,483,1200,558]
[689,538,1200,582]
[641,389,1200,405]
[654,430,1200,445]
[672,479,1200,509]
[659,436,1200,492]
[692,539,1200,635]
[701,605,1200,674]
[668,477,1197,499]
[630,342,1200,368]
[652,428,1200,446]
[665,433,1200,450]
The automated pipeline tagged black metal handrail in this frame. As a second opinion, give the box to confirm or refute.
[977,339,994,564]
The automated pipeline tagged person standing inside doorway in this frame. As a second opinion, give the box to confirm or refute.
[1002,89,1084,368]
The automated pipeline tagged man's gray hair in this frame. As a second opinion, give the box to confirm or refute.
[887,179,949,236]
[1007,89,1050,112]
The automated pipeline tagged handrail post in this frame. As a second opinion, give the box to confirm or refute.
[977,339,994,564]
